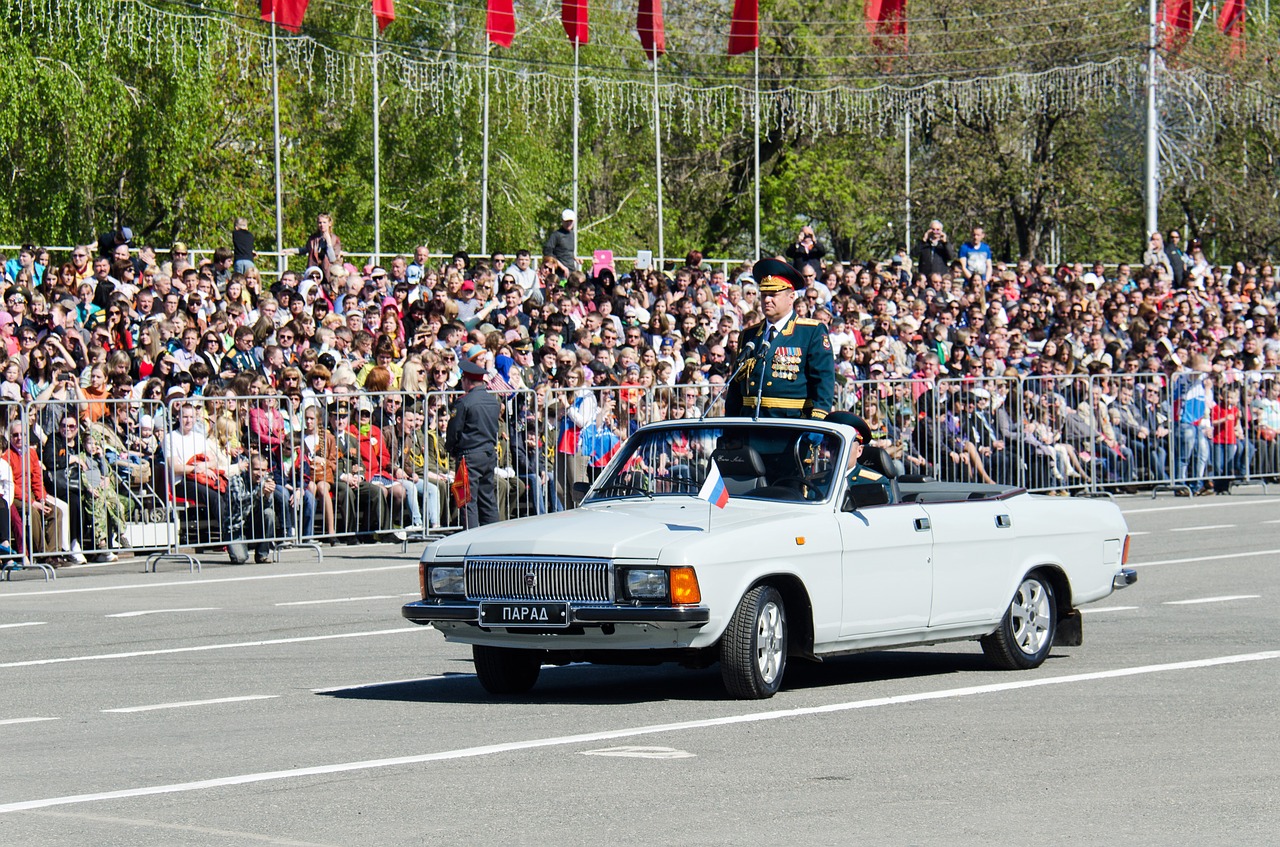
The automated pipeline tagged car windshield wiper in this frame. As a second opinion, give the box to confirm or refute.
[593,482,655,500]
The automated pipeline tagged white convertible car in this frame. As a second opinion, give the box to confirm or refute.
[403,417,1136,699]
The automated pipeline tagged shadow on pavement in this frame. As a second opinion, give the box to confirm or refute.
[317,648,1014,705]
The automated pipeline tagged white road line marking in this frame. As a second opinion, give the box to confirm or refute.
[0,621,46,630]
[1079,606,1139,614]
[106,608,220,618]
[1163,595,1261,606]
[0,627,426,670]
[275,596,398,606]
[1264,519,1280,525]
[581,746,696,759]
[1130,548,1280,567]
[0,563,416,601]
[1170,524,1235,532]
[103,695,279,714]
[1122,498,1280,515]
[1,649,1276,815]
[0,717,58,727]
[312,674,446,693]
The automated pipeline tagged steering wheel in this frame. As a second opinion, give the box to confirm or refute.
[770,475,819,501]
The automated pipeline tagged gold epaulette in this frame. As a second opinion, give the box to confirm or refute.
[795,318,821,326]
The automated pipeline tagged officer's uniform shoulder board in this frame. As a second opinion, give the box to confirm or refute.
[857,468,883,480]
[795,318,822,326]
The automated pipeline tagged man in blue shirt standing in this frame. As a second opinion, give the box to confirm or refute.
[958,226,993,284]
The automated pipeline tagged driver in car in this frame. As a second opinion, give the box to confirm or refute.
[828,411,893,504]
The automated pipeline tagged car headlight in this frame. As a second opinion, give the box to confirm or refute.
[623,568,668,600]
[427,566,465,598]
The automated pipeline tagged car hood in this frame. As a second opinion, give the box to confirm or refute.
[429,497,801,561]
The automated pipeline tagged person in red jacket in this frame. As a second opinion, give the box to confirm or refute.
[3,419,69,564]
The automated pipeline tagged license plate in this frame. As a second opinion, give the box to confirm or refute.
[479,601,570,628]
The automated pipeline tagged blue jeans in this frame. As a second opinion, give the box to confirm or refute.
[1211,442,1237,491]
[518,471,561,516]
[234,259,257,274]
[1176,422,1210,489]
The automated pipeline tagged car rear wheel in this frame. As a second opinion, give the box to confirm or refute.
[981,572,1057,670]
[472,645,542,695]
[720,585,788,699]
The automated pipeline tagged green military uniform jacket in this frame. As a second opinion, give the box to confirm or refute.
[726,312,836,419]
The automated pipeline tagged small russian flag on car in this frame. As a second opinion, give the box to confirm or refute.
[698,459,730,509]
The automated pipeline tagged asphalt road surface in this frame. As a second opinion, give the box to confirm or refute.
[1,492,1277,846]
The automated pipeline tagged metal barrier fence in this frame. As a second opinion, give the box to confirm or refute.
[5,369,1276,582]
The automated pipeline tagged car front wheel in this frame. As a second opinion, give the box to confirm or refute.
[472,645,542,695]
[720,584,788,699]
[981,572,1057,670]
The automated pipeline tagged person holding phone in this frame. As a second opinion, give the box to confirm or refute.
[911,220,954,279]
[785,225,827,278]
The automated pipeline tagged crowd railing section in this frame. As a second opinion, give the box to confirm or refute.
[6,370,1278,582]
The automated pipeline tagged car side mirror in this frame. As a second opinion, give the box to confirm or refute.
[841,488,858,513]
[572,481,592,497]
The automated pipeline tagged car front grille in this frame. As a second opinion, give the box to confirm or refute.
[465,557,613,603]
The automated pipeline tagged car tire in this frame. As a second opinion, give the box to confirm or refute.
[981,572,1057,671]
[720,584,788,699]
[472,645,542,695]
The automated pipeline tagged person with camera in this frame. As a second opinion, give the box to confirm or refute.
[785,226,827,277]
[911,220,954,280]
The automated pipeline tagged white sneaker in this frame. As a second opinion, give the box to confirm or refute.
[69,550,88,564]
[392,530,407,541]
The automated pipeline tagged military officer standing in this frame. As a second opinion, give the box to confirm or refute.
[446,360,501,528]
[726,257,836,419]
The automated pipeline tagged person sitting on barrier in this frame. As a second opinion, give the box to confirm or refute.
[300,404,338,540]
[0,433,25,563]
[329,397,385,541]
[4,420,70,565]
[164,401,233,549]
[42,414,99,563]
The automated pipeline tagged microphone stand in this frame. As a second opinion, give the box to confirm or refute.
[752,330,776,421]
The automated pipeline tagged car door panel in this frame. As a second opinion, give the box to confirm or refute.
[923,500,1020,628]
[837,503,933,637]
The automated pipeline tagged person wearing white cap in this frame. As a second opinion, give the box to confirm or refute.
[543,209,579,277]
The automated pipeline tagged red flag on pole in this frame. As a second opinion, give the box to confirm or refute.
[866,0,908,52]
[562,0,589,45]
[373,0,395,33]
[1160,0,1193,53]
[638,0,666,60]
[487,0,516,48]
[260,0,310,33]
[1218,0,1246,57]
[727,0,758,56]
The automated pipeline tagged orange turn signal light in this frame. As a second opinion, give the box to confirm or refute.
[669,567,701,605]
[418,562,427,599]
[1122,534,1131,565]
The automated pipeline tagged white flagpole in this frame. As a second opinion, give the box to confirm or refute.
[271,18,284,276]
[753,45,760,261]
[573,39,581,262]
[904,110,912,245]
[481,44,492,256]
[372,10,383,265]
[1144,0,1159,239]
[653,52,664,271]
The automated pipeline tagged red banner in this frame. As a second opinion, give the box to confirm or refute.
[866,0,908,52]
[487,0,516,48]
[373,0,395,33]
[260,0,310,34]
[1218,0,1246,57]
[562,0,589,45]
[637,0,666,60]
[1160,0,1193,53]
[727,0,758,56]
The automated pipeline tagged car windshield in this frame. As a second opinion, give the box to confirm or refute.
[586,423,846,504]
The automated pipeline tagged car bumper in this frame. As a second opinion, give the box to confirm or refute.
[401,599,710,629]
[1113,568,1138,590]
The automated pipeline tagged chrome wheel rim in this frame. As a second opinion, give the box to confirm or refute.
[755,600,785,683]
[1010,578,1051,656]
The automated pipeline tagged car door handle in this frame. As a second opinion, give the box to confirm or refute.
[914,518,930,532]
[995,514,1012,528]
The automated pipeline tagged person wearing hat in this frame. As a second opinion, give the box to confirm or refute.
[827,410,894,505]
[543,209,579,276]
[446,359,502,528]
[725,257,835,419]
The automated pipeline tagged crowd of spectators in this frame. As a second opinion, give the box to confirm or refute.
[2,213,1279,566]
